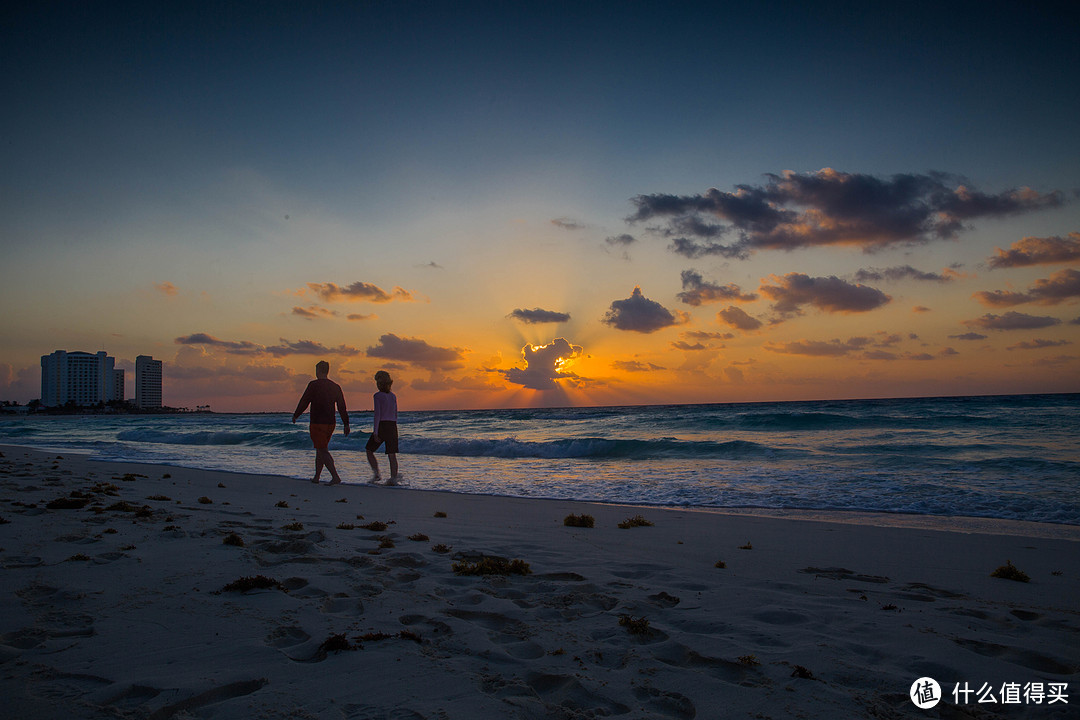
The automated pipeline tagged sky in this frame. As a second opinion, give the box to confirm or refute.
[2,1,1079,411]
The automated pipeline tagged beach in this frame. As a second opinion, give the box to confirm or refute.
[1,444,1077,719]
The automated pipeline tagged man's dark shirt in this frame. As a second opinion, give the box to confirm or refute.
[293,378,348,426]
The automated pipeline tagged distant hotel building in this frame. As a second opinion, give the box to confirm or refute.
[40,351,125,407]
[135,355,163,409]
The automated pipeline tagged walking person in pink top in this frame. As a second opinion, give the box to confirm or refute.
[365,370,400,484]
[292,360,350,485]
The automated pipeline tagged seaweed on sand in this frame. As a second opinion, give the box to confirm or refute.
[219,575,287,593]
[564,514,595,528]
[618,614,652,636]
[991,560,1030,583]
[452,556,532,576]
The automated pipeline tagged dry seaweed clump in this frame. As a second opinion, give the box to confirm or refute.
[453,556,532,576]
[46,496,91,510]
[219,575,286,593]
[283,521,304,531]
[222,532,244,547]
[618,515,653,529]
[991,560,1030,583]
[408,533,429,542]
[359,521,388,531]
[433,511,447,518]
[198,496,213,504]
[737,654,761,667]
[431,544,453,554]
[564,514,595,528]
[618,614,652,636]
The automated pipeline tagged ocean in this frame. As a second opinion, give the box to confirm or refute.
[2,394,1078,526]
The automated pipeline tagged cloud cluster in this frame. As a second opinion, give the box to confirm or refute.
[717,306,763,331]
[365,334,465,369]
[307,281,415,303]
[551,217,586,231]
[677,270,757,306]
[175,334,361,357]
[504,338,584,390]
[155,282,179,296]
[758,273,891,315]
[1007,339,1072,351]
[611,359,665,372]
[853,266,958,283]
[507,308,571,324]
[293,305,338,320]
[973,269,1080,307]
[629,169,1062,258]
[962,312,1062,331]
[988,233,1080,268]
[765,334,945,361]
[602,287,688,333]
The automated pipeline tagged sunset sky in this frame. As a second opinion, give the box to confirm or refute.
[2,1,1078,411]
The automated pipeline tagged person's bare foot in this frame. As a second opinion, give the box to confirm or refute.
[328,477,342,485]
[310,478,321,484]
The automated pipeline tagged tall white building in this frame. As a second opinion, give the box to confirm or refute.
[135,355,163,409]
[40,351,124,407]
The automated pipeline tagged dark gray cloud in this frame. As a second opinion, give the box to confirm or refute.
[174,333,262,354]
[292,305,338,320]
[601,287,688,333]
[717,306,763,331]
[759,273,891,315]
[551,217,586,231]
[973,269,1080,307]
[629,169,1062,258]
[949,332,989,341]
[612,360,665,372]
[366,333,465,368]
[307,281,415,303]
[962,312,1062,331]
[681,330,735,341]
[1007,339,1072,350]
[988,233,1080,268]
[174,334,361,357]
[765,334,931,360]
[764,338,869,357]
[677,270,757,306]
[507,308,571,324]
[671,341,708,351]
[266,339,361,356]
[605,233,637,246]
[853,265,955,283]
[504,338,584,390]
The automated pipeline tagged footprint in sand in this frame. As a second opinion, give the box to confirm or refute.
[443,609,531,642]
[265,624,311,649]
[633,684,697,719]
[522,672,631,717]
[952,637,1076,675]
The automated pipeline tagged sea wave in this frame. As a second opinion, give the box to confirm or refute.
[393,436,781,459]
[116,429,304,449]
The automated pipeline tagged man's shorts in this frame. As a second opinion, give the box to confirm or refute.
[309,422,335,449]
[366,421,399,454]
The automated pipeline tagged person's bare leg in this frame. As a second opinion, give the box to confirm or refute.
[389,453,398,479]
[366,449,381,482]
[312,451,324,483]
[320,449,342,484]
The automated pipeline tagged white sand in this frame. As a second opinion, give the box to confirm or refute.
[1,444,1077,719]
